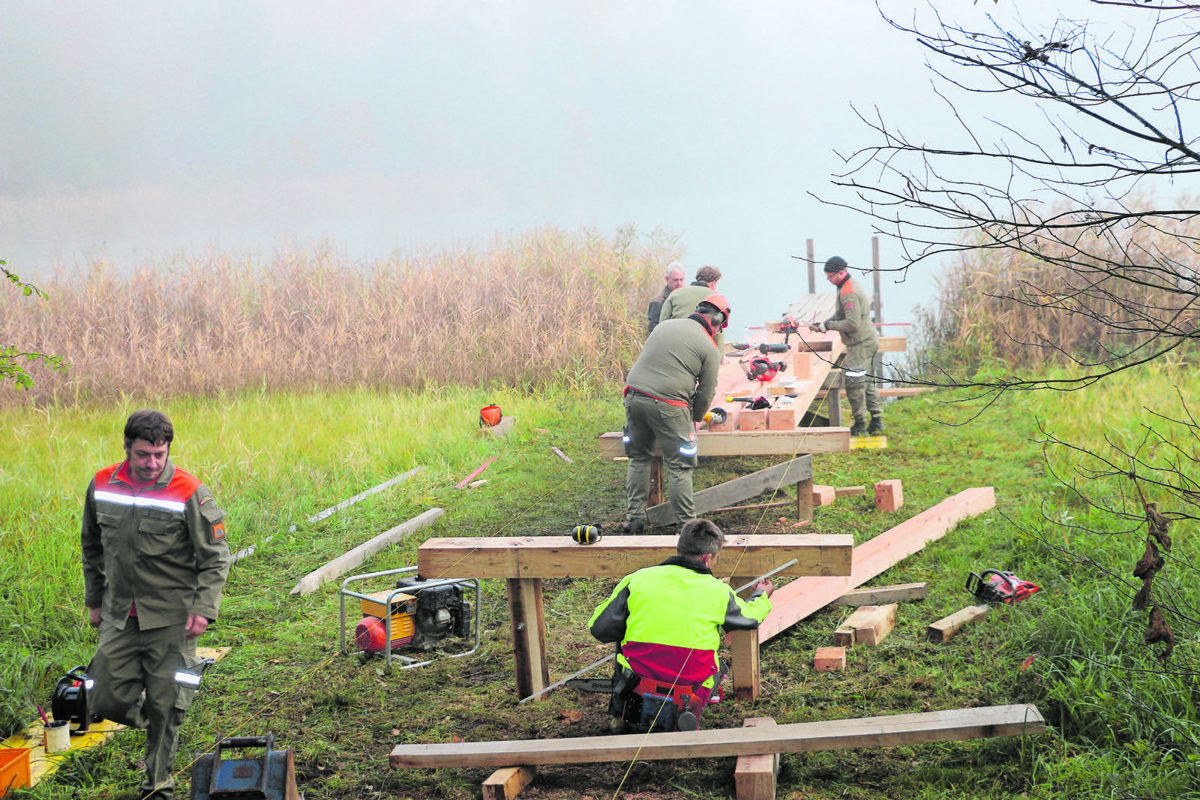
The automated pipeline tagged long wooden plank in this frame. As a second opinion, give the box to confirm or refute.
[389,704,1046,769]
[757,487,996,643]
[289,508,445,596]
[646,455,812,527]
[598,428,850,458]
[417,535,853,581]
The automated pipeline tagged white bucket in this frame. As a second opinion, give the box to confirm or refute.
[44,720,70,754]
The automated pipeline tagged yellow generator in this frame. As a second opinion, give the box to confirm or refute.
[339,566,480,668]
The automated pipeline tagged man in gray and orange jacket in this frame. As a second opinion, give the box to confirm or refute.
[81,409,230,800]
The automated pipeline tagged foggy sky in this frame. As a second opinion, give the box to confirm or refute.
[0,1,1127,325]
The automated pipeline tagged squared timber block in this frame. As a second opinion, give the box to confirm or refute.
[928,605,989,642]
[791,352,812,380]
[479,416,516,437]
[833,603,898,647]
[874,479,904,512]
[812,484,836,507]
[482,766,536,800]
[767,408,796,430]
[738,410,768,431]
[814,646,846,671]
[734,718,779,800]
[835,486,867,499]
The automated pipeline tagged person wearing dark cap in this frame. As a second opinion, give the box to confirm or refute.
[621,294,729,534]
[810,256,884,436]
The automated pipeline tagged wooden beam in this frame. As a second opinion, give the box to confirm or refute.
[289,508,445,596]
[833,583,927,607]
[790,336,906,355]
[417,535,853,581]
[598,429,850,459]
[389,704,1046,769]
[757,487,996,643]
[817,386,934,400]
[928,605,989,642]
[645,456,812,527]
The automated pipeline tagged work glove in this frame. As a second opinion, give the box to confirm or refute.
[808,321,827,333]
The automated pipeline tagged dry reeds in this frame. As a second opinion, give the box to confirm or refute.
[919,204,1200,370]
[0,226,678,408]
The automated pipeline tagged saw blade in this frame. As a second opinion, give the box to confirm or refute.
[564,677,612,694]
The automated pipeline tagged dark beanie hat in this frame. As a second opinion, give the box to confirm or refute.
[823,256,848,273]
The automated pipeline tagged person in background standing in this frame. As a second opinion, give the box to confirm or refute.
[658,265,726,352]
[810,256,883,437]
[647,262,687,335]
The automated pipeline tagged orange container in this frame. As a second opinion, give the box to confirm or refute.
[0,747,31,797]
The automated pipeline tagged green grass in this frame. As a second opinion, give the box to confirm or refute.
[4,366,1200,798]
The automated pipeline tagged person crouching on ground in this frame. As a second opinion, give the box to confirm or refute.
[588,518,774,730]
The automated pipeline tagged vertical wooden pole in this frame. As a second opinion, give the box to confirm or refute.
[872,235,882,325]
[796,477,814,523]
[507,578,549,701]
[806,238,816,295]
[650,456,664,508]
[730,575,762,701]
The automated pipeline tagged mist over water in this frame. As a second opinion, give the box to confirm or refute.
[1,1,1108,326]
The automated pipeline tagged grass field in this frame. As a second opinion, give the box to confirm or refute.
[2,236,1199,799]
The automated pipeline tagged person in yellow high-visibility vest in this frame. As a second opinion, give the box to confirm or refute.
[588,518,774,730]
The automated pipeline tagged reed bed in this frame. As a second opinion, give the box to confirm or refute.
[1,226,677,408]
[915,206,1200,370]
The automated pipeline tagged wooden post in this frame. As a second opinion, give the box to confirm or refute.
[650,456,664,508]
[827,387,843,427]
[796,477,813,522]
[507,579,549,701]
[806,238,816,295]
[872,235,882,325]
[734,718,780,800]
[731,575,761,700]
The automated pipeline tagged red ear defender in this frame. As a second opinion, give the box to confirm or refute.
[479,405,502,427]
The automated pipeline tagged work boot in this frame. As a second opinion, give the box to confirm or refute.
[622,520,645,536]
[849,421,867,437]
[868,415,885,435]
